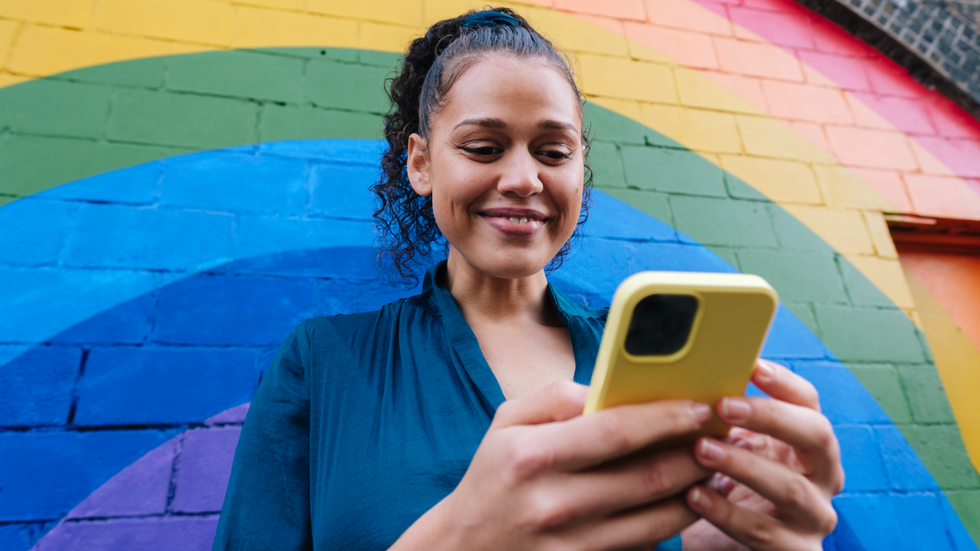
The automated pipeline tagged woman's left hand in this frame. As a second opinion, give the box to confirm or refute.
[681,359,844,551]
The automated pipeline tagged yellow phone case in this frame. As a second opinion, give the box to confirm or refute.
[584,271,779,443]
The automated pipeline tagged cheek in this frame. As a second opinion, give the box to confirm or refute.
[553,174,584,225]
[428,163,484,228]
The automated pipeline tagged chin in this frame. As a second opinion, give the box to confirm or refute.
[462,249,554,280]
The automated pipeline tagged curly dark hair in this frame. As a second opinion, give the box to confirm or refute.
[371,7,593,281]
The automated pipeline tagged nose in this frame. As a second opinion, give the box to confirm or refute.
[496,149,544,198]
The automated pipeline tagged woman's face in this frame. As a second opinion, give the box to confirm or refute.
[407,54,585,280]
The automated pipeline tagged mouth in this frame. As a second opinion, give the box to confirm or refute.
[479,207,549,236]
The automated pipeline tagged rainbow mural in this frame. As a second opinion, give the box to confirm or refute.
[1,0,979,549]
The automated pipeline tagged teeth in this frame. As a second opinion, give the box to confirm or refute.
[508,217,530,224]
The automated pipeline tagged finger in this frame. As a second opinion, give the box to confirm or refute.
[753,360,820,411]
[492,380,589,428]
[569,497,698,551]
[539,400,711,471]
[705,472,736,498]
[694,438,836,526]
[687,485,831,551]
[716,397,842,490]
[551,447,711,520]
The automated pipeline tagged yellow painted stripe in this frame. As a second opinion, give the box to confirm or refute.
[906,269,980,473]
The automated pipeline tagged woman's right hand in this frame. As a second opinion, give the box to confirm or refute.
[391,380,713,551]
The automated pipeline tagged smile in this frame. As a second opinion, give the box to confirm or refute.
[479,208,549,237]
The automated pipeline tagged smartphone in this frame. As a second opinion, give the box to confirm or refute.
[584,271,778,444]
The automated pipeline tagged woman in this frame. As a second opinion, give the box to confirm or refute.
[214,8,843,551]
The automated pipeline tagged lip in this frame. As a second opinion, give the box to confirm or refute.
[479,207,549,237]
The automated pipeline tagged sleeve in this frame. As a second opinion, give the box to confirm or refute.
[655,534,683,550]
[212,323,314,550]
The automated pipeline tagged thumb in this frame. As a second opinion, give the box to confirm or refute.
[492,380,589,428]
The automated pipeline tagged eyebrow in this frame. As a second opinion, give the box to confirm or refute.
[452,118,578,131]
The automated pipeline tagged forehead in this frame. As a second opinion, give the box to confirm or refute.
[434,54,582,131]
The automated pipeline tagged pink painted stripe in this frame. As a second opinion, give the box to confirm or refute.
[691,0,980,186]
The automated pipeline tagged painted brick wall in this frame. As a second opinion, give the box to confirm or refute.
[1,1,980,550]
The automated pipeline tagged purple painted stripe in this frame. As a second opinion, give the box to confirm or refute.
[34,403,249,551]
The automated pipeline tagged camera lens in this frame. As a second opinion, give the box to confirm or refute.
[624,294,698,356]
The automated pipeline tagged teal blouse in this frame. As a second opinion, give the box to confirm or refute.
[213,263,682,550]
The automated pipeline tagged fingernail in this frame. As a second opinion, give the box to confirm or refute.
[690,487,706,507]
[692,402,712,424]
[717,475,735,494]
[698,438,726,461]
[755,359,774,381]
[721,397,751,422]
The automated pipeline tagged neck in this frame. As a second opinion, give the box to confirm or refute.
[443,248,558,327]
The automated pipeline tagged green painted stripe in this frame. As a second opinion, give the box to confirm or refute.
[0,48,388,200]
[0,48,977,532]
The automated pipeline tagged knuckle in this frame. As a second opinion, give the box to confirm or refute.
[660,403,698,434]
[811,417,837,451]
[782,474,813,512]
[743,518,776,549]
[527,491,575,530]
[541,537,582,551]
[638,460,671,497]
[751,397,776,421]
[818,503,839,536]
[505,441,554,481]
[596,411,636,453]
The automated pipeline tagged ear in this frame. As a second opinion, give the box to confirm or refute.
[406,133,432,197]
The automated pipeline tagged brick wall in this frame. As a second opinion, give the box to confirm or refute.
[1,0,980,549]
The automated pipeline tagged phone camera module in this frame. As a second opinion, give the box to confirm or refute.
[625,294,698,356]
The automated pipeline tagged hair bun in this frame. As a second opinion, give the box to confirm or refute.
[460,11,520,28]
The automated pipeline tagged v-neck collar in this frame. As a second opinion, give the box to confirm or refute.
[422,262,605,411]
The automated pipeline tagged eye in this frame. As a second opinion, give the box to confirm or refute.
[537,147,572,163]
[540,150,571,160]
[462,146,502,156]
